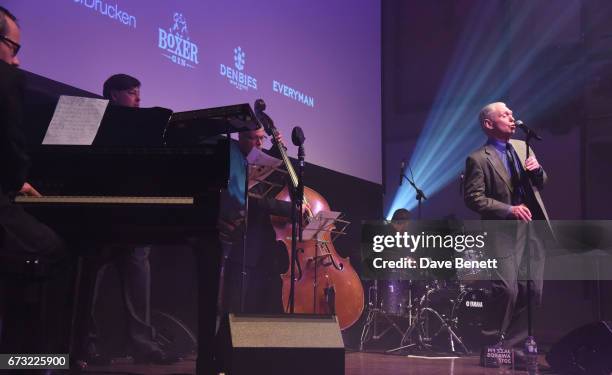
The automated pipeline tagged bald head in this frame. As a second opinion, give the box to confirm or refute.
[479,102,505,128]
[478,102,516,141]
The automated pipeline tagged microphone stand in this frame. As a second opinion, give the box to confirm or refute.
[519,121,541,339]
[521,124,543,372]
[254,98,306,315]
[523,132,535,343]
[400,167,427,220]
[240,147,249,313]
[289,141,305,313]
[397,169,468,354]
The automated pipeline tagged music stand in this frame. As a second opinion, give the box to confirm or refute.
[164,103,259,145]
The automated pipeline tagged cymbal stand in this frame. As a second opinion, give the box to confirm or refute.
[387,284,469,354]
[418,306,469,354]
[359,280,405,350]
[386,286,424,353]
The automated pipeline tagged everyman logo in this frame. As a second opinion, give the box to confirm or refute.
[74,0,136,28]
[158,12,199,69]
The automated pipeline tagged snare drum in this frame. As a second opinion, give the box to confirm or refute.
[379,279,412,316]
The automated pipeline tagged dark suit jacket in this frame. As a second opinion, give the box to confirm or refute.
[0,62,64,263]
[464,139,550,226]
[0,61,29,193]
[225,141,292,268]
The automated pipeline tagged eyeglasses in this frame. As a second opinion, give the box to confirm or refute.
[0,35,20,57]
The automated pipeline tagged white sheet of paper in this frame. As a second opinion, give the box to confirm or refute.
[302,210,342,240]
[42,95,109,145]
[246,147,283,189]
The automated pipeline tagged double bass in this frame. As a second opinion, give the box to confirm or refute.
[254,100,364,330]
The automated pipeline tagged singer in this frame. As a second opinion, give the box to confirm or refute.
[463,102,551,367]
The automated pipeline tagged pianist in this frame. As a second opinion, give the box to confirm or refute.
[102,73,141,108]
[0,5,68,354]
[75,73,177,366]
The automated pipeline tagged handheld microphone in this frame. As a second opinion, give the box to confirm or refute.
[515,120,542,141]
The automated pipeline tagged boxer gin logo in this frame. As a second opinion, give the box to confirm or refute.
[158,13,199,68]
[220,47,257,91]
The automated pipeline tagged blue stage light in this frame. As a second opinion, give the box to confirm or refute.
[387,2,582,219]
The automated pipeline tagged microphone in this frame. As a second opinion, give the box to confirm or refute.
[254,98,266,113]
[515,120,542,141]
[399,160,405,186]
[291,126,305,146]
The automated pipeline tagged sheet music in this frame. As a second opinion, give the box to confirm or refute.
[42,95,109,145]
[246,147,283,189]
[302,210,342,240]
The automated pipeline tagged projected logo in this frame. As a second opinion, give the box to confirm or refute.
[158,13,199,69]
[74,0,136,28]
[272,80,315,108]
[220,46,257,91]
[234,47,245,71]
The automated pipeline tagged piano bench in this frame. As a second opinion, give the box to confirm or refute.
[0,254,53,280]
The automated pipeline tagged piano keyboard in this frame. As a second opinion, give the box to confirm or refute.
[14,195,194,205]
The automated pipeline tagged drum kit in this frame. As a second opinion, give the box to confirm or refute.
[359,250,493,355]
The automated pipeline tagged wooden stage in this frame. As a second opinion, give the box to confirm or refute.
[85,351,553,374]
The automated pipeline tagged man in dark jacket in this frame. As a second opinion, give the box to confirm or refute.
[0,6,67,354]
[76,73,177,366]
[219,126,293,314]
[464,102,549,352]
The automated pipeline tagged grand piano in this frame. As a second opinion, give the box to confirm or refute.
[16,104,256,244]
[15,74,258,374]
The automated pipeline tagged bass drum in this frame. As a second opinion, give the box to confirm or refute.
[419,287,492,351]
[452,288,493,349]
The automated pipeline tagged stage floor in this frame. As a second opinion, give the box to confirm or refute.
[84,351,553,374]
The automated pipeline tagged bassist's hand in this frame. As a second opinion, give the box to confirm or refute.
[273,132,286,149]
[19,182,42,197]
[217,217,243,245]
[301,201,313,225]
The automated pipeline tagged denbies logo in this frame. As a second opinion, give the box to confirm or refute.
[158,13,199,68]
[220,46,257,91]
[74,0,136,28]
[234,47,245,71]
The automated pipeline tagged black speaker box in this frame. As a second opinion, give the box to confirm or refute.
[216,313,344,375]
[546,321,612,375]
